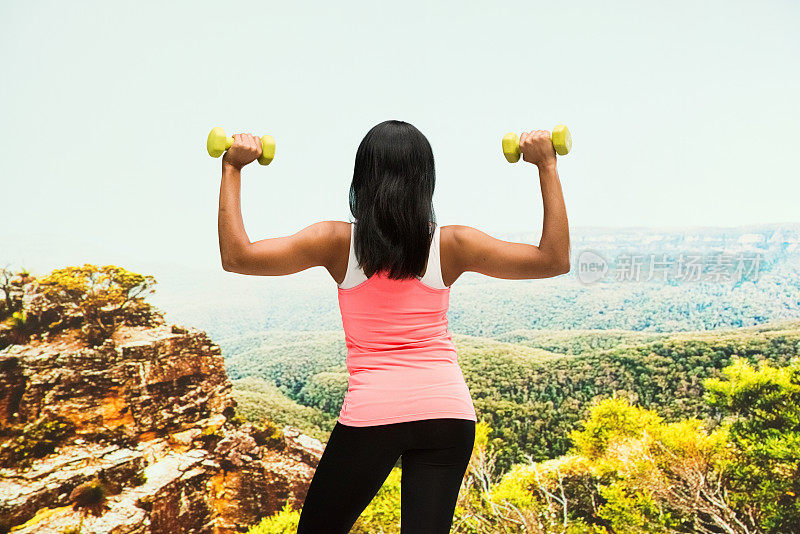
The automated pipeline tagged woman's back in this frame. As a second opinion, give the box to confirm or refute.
[336,222,477,426]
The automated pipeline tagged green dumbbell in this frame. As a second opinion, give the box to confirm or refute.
[207,127,276,165]
[502,124,572,163]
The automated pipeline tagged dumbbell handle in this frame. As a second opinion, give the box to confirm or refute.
[502,124,572,163]
[207,126,275,166]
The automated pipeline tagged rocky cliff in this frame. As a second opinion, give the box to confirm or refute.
[0,321,324,533]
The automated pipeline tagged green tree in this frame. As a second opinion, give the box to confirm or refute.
[568,397,748,534]
[0,265,31,319]
[32,263,160,345]
[704,356,800,532]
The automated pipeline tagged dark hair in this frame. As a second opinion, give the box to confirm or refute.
[349,120,437,280]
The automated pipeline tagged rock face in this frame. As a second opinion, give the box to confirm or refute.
[0,323,324,533]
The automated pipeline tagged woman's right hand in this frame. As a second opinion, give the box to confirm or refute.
[222,133,263,170]
[520,130,557,169]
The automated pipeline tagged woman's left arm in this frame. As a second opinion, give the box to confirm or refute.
[218,133,336,276]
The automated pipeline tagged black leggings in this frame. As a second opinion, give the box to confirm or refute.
[296,417,476,533]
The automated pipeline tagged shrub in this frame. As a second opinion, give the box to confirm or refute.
[0,266,31,320]
[227,413,247,427]
[250,419,285,451]
[0,415,75,469]
[130,467,147,487]
[69,478,109,517]
[31,264,161,346]
[246,502,300,534]
[2,310,30,345]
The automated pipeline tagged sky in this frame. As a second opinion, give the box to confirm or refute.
[1,0,798,278]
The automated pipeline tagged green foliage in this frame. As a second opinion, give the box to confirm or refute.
[565,395,748,533]
[497,328,669,356]
[468,400,642,531]
[33,263,160,346]
[351,468,402,533]
[0,266,35,346]
[245,471,400,534]
[7,310,27,328]
[68,478,109,517]
[227,413,247,426]
[0,266,31,318]
[243,353,800,533]
[222,331,348,394]
[704,356,800,532]
[449,419,608,533]
[1,310,29,346]
[130,468,147,487]
[487,461,541,510]
[226,322,800,477]
[461,323,800,473]
[595,484,672,534]
[224,320,800,531]
[446,254,800,335]
[298,371,349,413]
[231,376,336,443]
[249,419,286,451]
[569,396,663,460]
[0,415,75,469]
[170,227,800,342]
[246,502,300,533]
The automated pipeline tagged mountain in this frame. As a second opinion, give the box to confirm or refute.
[0,319,323,533]
[125,223,800,340]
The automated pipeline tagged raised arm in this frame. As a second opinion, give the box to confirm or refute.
[218,133,336,276]
[451,129,570,280]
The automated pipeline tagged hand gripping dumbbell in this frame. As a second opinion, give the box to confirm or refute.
[207,127,276,165]
[502,124,572,163]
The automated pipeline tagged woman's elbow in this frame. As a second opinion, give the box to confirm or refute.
[552,257,571,276]
[221,256,239,272]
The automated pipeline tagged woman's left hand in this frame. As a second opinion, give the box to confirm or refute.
[222,133,263,170]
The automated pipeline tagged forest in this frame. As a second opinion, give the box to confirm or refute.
[232,322,800,533]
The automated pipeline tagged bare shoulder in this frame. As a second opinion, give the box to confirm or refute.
[331,220,352,241]
[286,219,348,272]
[326,220,352,260]
[303,220,348,257]
[441,224,569,281]
[440,225,482,275]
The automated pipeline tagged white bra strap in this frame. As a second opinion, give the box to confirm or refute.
[339,223,367,288]
[339,221,446,289]
[420,225,446,288]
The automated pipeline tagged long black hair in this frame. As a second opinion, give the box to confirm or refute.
[349,120,437,280]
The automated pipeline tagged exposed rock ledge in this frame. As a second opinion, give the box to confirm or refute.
[0,323,324,533]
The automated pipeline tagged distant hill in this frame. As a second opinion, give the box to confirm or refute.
[134,223,800,340]
[226,319,800,474]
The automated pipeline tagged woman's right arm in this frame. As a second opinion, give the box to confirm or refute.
[451,130,571,280]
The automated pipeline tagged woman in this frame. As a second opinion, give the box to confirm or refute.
[218,120,570,533]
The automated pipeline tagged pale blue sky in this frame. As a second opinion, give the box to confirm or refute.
[2,0,798,276]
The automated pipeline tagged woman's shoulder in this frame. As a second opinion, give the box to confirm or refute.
[439,224,472,249]
[311,221,352,264]
[332,220,353,247]
[328,220,353,238]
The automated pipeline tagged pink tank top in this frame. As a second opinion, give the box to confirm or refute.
[337,221,478,426]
